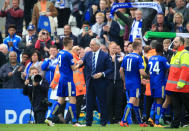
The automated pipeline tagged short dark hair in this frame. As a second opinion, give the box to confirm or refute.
[63,37,73,47]
[8,24,16,30]
[31,50,41,61]
[155,44,164,54]
[82,21,90,26]
[132,41,142,50]
[150,40,159,49]
[49,45,58,49]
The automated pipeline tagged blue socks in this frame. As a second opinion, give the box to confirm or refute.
[155,104,162,125]
[150,102,156,119]
[49,101,60,118]
[122,103,133,123]
[69,103,77,123]
[133,106,142,124]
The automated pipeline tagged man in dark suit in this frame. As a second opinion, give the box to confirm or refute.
[78,38,113,126]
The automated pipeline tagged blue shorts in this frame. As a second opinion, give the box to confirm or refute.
[150,85,165,98]
[126,87,141,98]
[57,80,76,97]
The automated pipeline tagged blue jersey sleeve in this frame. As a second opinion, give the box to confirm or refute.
[69,54,74,66]
[121,56,126,69]
[162,57,170,69]
[139,56,145,69]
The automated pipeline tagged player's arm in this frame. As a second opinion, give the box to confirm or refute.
[140,69,149,79]
[120,67,125,83]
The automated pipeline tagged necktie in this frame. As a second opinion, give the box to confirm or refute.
[92,52,96,76]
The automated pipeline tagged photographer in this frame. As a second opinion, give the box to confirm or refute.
[23,66,50,124]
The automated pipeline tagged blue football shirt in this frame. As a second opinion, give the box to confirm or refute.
[57,50,74,81]
[148,55,170,89]
[121,53,144,88]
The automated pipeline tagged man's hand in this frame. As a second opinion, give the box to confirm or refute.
[93,72,103,79]
[24,79,29,85]
[18,66,23,72]
[92,5,98,14]
[49,55,55,60]
[8,72,13,77]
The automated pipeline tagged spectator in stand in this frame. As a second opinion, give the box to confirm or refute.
[0,32,3,44]
[100,44,109,53]
[0,51,24,89]
[78,21,97,48]
[20,52,30,67]
[171,12,185,32]
[101,10,120,47]
[91,12,105,42]
[127,42,133,54]
[23,0,38,28]
[184,22,189,33]
[150,13,171,43]
[89,0,109,25]
[116,44,125,57]
[35,29,55,59]
[32,0,58,30]
[0,0,24,36]
[19,24,38,56]
[115,9,156,46]
[41,45,59,85]
[22,50,43,80]
[166,0,189,25]
[52,0,71,28]
[0,44,9,62]
[56,25,77,50]
[163,39,174,63]
[3,25,22,62]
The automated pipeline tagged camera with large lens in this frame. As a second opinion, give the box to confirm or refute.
[41,98,52,107]
[31,74,42,83]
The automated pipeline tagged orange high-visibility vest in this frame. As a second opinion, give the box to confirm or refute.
[50,65,60,89]
[166,46,189,93]
[72,53,86,96]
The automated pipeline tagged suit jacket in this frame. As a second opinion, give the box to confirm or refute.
[82,50,113,88]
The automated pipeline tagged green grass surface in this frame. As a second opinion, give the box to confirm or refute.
[0,124,189,131]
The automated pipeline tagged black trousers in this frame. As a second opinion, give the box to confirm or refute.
[171,92,189,128]
[146,96,154,120]
[86,79,107,125]
[107,80,123,123]
[57,8,71,28]
[34,110,46,124]
[76,95,84,121]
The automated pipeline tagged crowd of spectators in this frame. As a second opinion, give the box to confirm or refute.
[0,0,189,128]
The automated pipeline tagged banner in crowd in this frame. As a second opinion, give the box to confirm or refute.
[144,31,189,40]
[110,2,163,17]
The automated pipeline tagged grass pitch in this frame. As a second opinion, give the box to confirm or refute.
[0,124,189,131]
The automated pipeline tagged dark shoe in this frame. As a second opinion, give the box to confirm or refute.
[100,123,106,127]
[164,126,179,129]
[86,123,92,126]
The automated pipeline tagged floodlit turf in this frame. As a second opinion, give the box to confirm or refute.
[0,124,189,131]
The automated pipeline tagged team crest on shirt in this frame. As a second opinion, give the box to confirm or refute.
[44,21,49,27]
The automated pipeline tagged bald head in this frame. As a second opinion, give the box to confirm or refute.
[0,44,8,55]
[72,46,80,56]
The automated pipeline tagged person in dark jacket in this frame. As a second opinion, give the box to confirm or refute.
[19,24,38,56]
[115,9,157,46]
[0,0,24,36]
[0,51,24,89]
[23,66,49,124]
[78,21,97,48]
[107,41,124,124]
[101,10,120,46]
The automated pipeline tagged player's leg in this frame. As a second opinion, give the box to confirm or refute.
[154,86,164,127]
[69,96,77,123]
